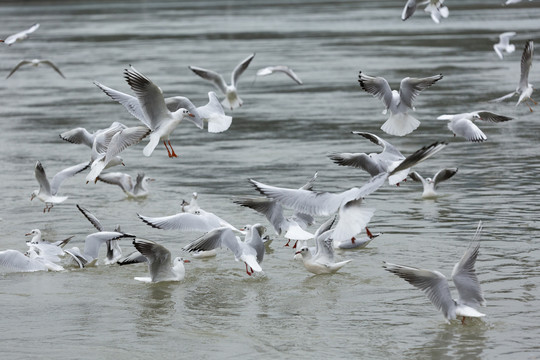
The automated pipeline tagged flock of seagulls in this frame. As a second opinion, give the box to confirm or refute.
[1,2,536,324]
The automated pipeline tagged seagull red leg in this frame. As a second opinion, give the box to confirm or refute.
[168,141,178,158]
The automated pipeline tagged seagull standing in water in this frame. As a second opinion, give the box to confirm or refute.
[408,168,458,199]
[490,40,536,111]
[189,53,255,110]
[358,71,443,136]
[384,221,486,324]
[133,239,189,283]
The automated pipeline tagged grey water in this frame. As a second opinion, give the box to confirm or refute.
[1,0,540,358]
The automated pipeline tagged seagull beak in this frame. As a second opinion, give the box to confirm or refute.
[294,251,302,255]
[183,259,191,263]
[188,113,195,117]
[121,162,126,166]
[25,232,32,236]
[30,194,35,201]
[148,178,156,182]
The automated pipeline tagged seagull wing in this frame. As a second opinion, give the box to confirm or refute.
[358,72,394,109]
[182,227,236,252]
[49,162,88,195]
[133,239,172,280]
[6,60,31,78]
[231,53,256,88]
[94,81,149,126]
[475,111,513,123]
[399,74,443,109]
[97,172,133,193]
[519,40,534,91]
[234,197,287,235]
[40,60,65,78]
[76,204,104,232]
[328,153,382,176]
[59,127,95,148]
[408,171,426,185]
[452,222,486,308]
[138,211,222,232]
[352,131,404,160]
[188,65,228,94]
[401,0,418,20]
[0,250,47,272]
[384,262,456,320]
[124,66,169,130]
[34,161,51,197]
[104,126,150,164]
[432,168,458,187]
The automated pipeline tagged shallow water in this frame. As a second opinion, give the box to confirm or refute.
[1,1,540,359]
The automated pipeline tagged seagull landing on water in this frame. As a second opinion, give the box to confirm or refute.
[189,53,255,110]
[384,221,487,324]
[358,71,443,136]
[133,239,189,283]
[437,111,513,142]
[408,168,458,199]
[490,40,536,112]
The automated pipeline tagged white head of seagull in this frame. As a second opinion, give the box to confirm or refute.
[408,168,458,199]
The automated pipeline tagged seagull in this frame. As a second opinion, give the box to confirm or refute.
[164,92,233,133]
[59,122,127,148]
[132,239,189,283]
[358,71,443,136]
[295,217,352,274]
[6,59,65,79]
[436,111,513,142]
[116,250,147,266]
[401,0,449,23]
[0,249,64,273]
[256,65,303,85]
[189,53,256,110]
[85,125,150,183]
[64,205,136,266]
[138,192,241,233]
[490,40,536,111]
[97,172,154,198]
[408,168,458,199]
[493,32,517,60]
[123,66,198,157]
[182,224,266,276]
[25,229,73,262]
[328,131,448,185]
[31,161,88,212]
[234,172,318,246]
[1,23,39,45]
[384,221,486,323]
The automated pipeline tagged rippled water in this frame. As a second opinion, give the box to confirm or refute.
[1,1,540,359]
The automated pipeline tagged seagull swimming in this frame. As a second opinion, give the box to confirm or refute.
[490,40,536,111]
[6,59,65,79]
[31,160,88,212]
[358,71,443,136]
[328,131,448,185]
[0,249,64,273]
[189,53,255,110]
[1,23,39,45]
[97,171,154,198]
[25,229,73,262]
[183,224,266,276]
[122,66,198,157]
[437,111,513,142]
[133,239,189,283]
[138,192,241,233]
[256,65,303,85]
[408,168,458,199]
[493,32,516,60]
[384,221,486,323]
[295,217,352,274]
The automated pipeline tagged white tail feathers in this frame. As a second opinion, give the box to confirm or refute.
[207,114,233,133]
[381,113,421,136]
[143,133,160,157]
[86,159,106,183]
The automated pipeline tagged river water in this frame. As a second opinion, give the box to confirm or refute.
[1,1,540,359]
